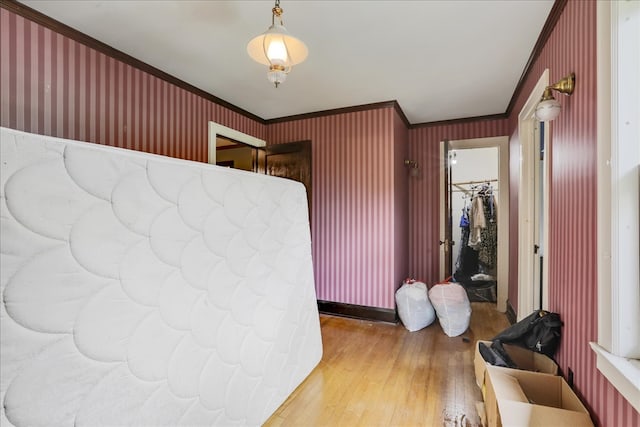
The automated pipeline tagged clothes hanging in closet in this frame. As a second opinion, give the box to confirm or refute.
[466,185,497,272]
[453,184,498,302]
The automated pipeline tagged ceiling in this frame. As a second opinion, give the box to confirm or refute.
[21,0,555,124]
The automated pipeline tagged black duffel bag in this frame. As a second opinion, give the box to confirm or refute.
[492,310,562,358]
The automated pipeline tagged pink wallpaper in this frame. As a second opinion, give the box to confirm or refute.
[1,1,637,424]
[505,1,638,425]
[0,8,265,161]
[406,119,509,286]
[267,107,405,309]
[0,5,408,311]
[393,110,409,294]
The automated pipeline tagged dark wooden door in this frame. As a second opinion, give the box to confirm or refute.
[265,140,312,219]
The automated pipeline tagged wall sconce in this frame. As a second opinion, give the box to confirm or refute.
[404,159,419,177]
[535,72,576,121]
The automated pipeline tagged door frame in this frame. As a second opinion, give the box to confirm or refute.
[208,121,266,164]
[517,70,551,319]
[439,136,510,312]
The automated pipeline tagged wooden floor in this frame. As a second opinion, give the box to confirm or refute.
[264,302,510,427]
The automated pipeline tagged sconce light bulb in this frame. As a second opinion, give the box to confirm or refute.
[535,98,562,121]
[535,73,575,121]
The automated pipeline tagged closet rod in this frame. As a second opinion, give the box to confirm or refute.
[451,178,498,186]
[453,184,472,195]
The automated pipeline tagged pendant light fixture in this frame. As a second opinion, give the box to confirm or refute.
[247,0,308,88]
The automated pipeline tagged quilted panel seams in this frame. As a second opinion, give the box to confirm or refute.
[0,127,322,426]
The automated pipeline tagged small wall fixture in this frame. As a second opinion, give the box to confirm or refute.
[535,72,576,121]
[247,0,308,88]
[449,150,457,165]
[404,159,419,177]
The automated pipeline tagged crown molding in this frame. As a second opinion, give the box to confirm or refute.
[2,0,568,129]
[0,0,266,124]
[505,0,568,116]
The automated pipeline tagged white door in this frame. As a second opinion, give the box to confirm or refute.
[517,70,551,319]
[532,121,549,311]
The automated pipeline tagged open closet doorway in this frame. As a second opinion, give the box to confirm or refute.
[451,146,499,303]
[439,137,509,312]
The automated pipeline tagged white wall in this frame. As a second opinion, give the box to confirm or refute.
[450,147,499,274]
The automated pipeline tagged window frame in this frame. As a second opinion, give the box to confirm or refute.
[593,0,640,412]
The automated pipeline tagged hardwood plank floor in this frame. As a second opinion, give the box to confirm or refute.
[265,302,510,427]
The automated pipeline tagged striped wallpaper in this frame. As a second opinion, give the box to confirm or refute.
[393,110,409,297]
[0,5,409,311]
[267,107,406,309]
[1,1,637,424]
[407,119,509,286]
[0,8,265,162]
[505,1,638,425]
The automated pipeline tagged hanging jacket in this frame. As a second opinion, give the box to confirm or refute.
[468,196,485,249]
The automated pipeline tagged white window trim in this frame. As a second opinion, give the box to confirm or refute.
[593,0,640,412]
[590,343,640,411]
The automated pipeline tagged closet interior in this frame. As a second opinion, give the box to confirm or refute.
[452,180,498,301]
[449,147,499,303]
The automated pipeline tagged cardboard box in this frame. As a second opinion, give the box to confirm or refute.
[474,340,559,389]
[484,365,593,427]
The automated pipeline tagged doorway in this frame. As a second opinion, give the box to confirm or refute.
[265,140,312,217]
[439,136,509,312]
[207,123,312,220]
[207,121,266,165]
[449,147,499,304]
[532,121,548,312]
[215,136,266,172]
[517,71,551,319]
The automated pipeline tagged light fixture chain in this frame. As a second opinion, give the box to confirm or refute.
[273,0,283,21]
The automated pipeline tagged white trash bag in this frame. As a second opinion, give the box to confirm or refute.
[428,282,471,337]
[395,280,436,332]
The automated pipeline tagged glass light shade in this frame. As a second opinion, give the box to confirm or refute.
[247,24,308,67]
[267,68,287,86]
[535,98,561,121]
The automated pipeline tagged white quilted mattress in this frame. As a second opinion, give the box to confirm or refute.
[0,127,322,426]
